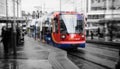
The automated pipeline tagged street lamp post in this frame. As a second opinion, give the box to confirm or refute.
[6,0,8,27]
[35,21,37,40]
[104,0,109,41]
[12,0,17,58]
[60,0,61,12]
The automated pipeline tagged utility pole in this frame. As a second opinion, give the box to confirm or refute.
[17,0,19,17]
[111,0,114,19]
[12,0,17,58]
[43,3,45,14]
[80,0,82,12]
[109,0,114,41]
[104,0,108,41]
[6,0,8,27]
[60,0,61,12]
[17,0,19,27]
[73,0,76,12]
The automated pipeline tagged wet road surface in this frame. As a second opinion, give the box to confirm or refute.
[0,36,53,69]
[67,43,119,69]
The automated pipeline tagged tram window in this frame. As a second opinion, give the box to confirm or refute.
[76,20,83,33]
[53,17,58,33]
[60,20,67,33]
[55,22,58,33]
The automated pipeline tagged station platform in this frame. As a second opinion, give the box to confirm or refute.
[0,36,79,69]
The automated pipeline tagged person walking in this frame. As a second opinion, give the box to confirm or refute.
[108,23,113,41]
[97,27,100,38]
[1,26,9,56]
[109,30,113,41]
[90,31,94,39]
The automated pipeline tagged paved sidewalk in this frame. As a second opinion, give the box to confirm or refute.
[0,36,79,69]
[86,36,120,46]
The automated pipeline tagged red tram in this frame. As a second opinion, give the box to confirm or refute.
[41,11,86,49]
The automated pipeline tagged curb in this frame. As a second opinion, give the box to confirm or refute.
[48,52,65,69]
[40,43,80,69]
[48,50,79,69]
[36,40,80,69]
[86,40,120,46]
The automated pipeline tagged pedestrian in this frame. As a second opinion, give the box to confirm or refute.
[97,27,100,38]
[109,30,113,41]
[16,27,20,45]
[108,23,113,41]
[90,31,94,39]
[1,26,9,56]
[7,27,12,52]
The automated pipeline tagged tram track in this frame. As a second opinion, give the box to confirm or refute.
[67,50,114,69]
[86,43,119,52]
[78,49,118,62]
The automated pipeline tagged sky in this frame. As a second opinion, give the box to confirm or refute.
[21,0,75,14]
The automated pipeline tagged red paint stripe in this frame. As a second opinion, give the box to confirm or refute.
[51,33,60,43]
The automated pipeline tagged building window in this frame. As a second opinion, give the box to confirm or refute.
[87,23,91,27]
[88,15,105,19]
[91,0,94,3]
[102,0,106,2]
[92,23,98,26]
[98,0,100,3]
[91,7,106,10]
[113,0,115,2]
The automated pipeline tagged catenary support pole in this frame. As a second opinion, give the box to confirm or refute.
[12,0,17,58]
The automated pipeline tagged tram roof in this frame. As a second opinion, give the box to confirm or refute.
[0,17,26,23]
[52,11,80,15]
[99,18,120,23]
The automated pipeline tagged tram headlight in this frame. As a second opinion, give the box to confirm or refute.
[61,35,66,39]
[81,35,85,38]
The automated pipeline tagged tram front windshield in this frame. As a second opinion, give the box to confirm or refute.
[60,14,84,34]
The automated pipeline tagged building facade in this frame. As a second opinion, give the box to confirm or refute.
[7,0,21,17]
[0,0,22,34]
[0,0,6,17]
[0,0,21,18]
[86,0,120,36]
[76,0,87,15]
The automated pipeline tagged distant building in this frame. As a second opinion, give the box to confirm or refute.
[0,0,22,18]
[7,0,22,17]
[0,0,22,34]
[86,0,120,36]
[0,0,6,17]
[76,0,87,16]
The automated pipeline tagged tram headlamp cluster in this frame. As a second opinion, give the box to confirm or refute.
[81,35,85,38]
[61,35,66,39]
